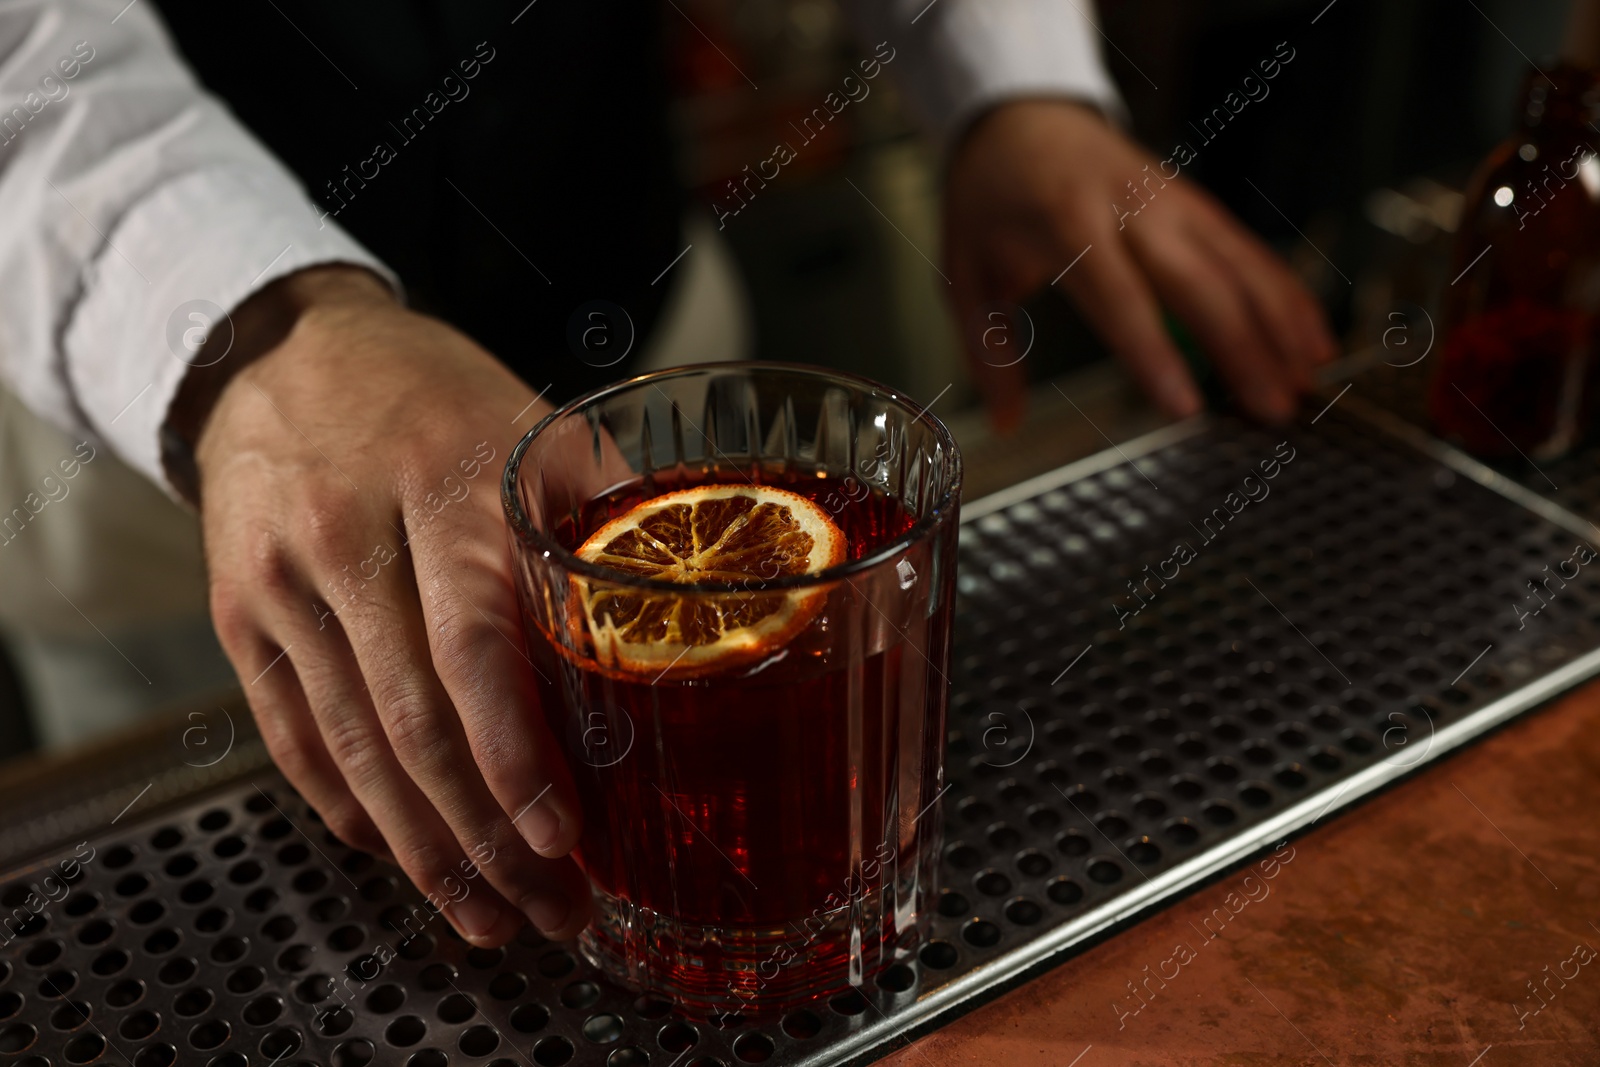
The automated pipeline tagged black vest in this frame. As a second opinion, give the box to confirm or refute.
[153,0,682,405]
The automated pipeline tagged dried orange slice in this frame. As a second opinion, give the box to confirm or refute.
[572,484,846,679]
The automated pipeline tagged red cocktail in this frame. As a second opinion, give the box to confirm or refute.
[503,366,960,1015]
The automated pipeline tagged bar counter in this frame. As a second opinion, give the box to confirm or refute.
[4,363,1598,1066]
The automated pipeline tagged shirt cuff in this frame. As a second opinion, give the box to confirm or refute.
[62,165,398,497]
[878,0,1127,152]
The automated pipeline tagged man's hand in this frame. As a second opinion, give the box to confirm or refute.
[186,266,589,946]
[944,100,1337,428]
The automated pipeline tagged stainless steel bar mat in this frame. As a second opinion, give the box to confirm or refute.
[5,403,1600,1067]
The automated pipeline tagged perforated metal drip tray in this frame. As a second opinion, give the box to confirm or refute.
[7,403,1600,1067]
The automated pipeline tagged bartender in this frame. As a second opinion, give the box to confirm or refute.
[0,0,1334,945]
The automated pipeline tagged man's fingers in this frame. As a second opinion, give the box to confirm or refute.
[1054,229,1203,419]
[235,633,386,858]
[411,523,582,860]
[949,253,1027,433]
[1128,225,1296,423]
[329,535,586,940]
[278,605,529,947]
[1193,214,1336,388]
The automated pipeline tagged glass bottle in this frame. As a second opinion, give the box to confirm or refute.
[1430,63,1600,459]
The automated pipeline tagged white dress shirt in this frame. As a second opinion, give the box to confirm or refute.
[0,0,1120,497]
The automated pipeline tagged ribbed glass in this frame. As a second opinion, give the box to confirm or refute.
[502,363,961,1015]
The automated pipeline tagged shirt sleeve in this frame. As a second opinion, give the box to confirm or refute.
[0,0,398,494]
[840,0,1126,150]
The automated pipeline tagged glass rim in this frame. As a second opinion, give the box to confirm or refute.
[501,361,963,594]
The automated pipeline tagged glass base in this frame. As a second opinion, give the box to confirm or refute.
[577,886,919,1017]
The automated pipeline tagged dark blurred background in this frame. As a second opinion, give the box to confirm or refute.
[666,0,1561,403]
